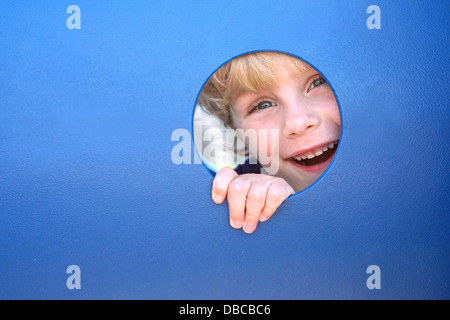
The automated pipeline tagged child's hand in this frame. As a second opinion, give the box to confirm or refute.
[211,166,294,233]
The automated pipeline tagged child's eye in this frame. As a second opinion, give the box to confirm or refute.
[307,76,326,92]
[249,100,276,114]
[256,101,276,110]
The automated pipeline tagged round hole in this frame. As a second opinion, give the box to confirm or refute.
[193,51,341,194]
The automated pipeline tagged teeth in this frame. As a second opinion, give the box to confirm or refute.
[293,141,338,162]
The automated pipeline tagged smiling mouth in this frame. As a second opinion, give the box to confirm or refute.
[291,141,339,166]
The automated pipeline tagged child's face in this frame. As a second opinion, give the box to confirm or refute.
[229,63,341,192]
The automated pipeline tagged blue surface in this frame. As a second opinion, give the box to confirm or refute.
[0,0,449,299]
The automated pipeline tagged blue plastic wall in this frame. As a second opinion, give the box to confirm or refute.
[0,1,449,299]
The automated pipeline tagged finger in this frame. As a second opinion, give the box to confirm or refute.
[211,166,238,204]
[227,177,252,229]
[243,181,269,233]
[259,180,294,222]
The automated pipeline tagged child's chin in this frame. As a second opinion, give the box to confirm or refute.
[282,160,334,193]
[288,179,314,194]
[277,169,320,193]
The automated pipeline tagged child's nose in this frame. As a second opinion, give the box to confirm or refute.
[282,101,321,137]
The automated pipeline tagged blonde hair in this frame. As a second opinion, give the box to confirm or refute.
[198,52,310,127]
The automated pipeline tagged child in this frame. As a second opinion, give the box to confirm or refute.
[198,52,341,233]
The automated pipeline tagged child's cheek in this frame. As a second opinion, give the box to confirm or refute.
[321,95,341,127]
